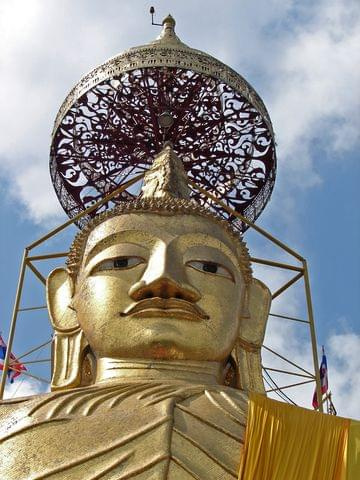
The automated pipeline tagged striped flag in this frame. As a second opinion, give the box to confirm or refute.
[312,346,328,409]
[0,334,27,383]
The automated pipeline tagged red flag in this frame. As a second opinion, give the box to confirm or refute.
[0,334,27,383]
[312,346,328,409]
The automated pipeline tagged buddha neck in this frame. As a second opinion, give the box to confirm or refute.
[96,358,224,385]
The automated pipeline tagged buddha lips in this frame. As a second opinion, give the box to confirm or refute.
[121,298,209,321]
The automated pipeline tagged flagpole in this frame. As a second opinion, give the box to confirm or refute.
[0,249,28,399]
[321,345,329,413]
[303,260,323,413]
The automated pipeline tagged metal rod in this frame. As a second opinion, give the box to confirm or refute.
[262,374,298,406]
[16,339,52,361]
[262,345,314,377]
[188,179,305,262]
[250,257,303,272]
[303,259,323,413]
[0,249,28,399]
[27,173,145,251]
[7,367,50,385]
[271,271,303,300]
[322,391,332,403]
[18,306,47,312]
[26,260,46,285]
[269,312,309,324]
[266,378,314,393]
[20,359,51,365]
[27,252,69,261]
[262,366,315,379]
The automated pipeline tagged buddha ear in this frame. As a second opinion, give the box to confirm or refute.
[47,268,78,332]
[232,278,271,393]
[240,278,271,348]
[47,268,88,391]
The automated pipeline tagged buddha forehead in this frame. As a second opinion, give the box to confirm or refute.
[82,212,241,268]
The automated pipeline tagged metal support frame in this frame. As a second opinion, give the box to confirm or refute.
[271,271,304,300]
[265,378,314,393]
[269,312,309,325]
[20,359,51,365]
[18,306,48,312]
[262,345,315,378]
[26,260,46,285]
[250,257,303,272]
[0,250,28,398]
[1,172,323,412]
[262,367,314,379]
[16,340,52,361]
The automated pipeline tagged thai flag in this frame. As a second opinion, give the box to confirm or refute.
[0,334,27,383]
[312,346,328,409]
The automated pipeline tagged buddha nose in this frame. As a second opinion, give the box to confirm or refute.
[129,277,200,302]
[128,244,200,303]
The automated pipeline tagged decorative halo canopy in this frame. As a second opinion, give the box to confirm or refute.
[50,15,276,231]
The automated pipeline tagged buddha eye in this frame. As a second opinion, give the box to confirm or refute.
[93,256,145,273]
[186,260,234,281]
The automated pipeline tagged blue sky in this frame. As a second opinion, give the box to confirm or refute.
[0,0,359,418]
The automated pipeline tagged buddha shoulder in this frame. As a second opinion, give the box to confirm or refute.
[0,382,248,480]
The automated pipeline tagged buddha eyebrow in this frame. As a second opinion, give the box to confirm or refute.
[178,233,238,265]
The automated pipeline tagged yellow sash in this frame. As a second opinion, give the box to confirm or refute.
[239,392,359,480]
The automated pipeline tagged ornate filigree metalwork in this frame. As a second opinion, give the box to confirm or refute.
[50,66,276,231]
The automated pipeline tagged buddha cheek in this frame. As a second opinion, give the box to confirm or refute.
[199,294,241,359]
[192,277,243,360]
[74,276,133,355]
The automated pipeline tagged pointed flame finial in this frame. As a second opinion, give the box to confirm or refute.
[163,14,176,29]
[141,142,191,201]
[156,14,180,43]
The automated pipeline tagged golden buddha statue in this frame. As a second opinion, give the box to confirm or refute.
[0,143,271,479]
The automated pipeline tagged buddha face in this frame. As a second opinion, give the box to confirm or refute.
[72,212,247,362]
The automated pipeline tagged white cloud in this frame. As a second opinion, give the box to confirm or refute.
[263,318,360,419]
[11,163,62,225]
[269,0,360,183]
[327,332,360,419]
[0,0,140,226]
[3,377,48,400]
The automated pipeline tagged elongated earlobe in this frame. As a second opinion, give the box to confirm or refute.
[47,268,77,332]
[231,278,271,392]
[47,268,89,390]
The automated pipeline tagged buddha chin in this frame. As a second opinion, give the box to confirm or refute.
[0,210,270,480]
[142,322,189,360]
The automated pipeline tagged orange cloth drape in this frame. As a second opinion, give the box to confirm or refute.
[347,419,360,480]
[239,392,359,480]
